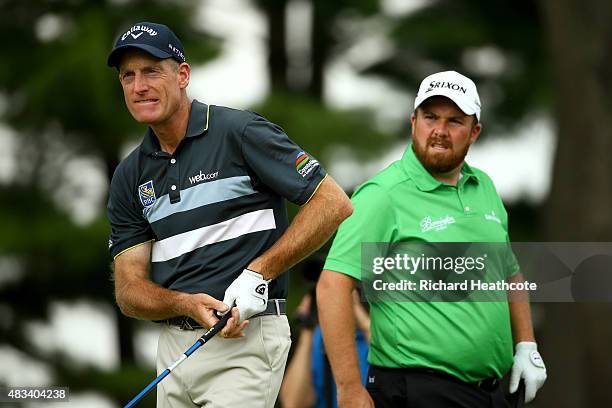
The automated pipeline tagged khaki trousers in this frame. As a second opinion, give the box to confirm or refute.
[156,315,291,408]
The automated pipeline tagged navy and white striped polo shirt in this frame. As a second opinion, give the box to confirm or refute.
[107,100,327,301]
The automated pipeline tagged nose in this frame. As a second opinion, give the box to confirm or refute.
[133,72,149,94]
[432,120,449,137]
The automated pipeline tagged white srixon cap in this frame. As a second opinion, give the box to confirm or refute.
[414,71,482,121]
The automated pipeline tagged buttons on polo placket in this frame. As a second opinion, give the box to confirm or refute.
[456,186,473,214]
[168,156,181,203]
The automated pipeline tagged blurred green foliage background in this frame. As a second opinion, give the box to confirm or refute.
[0,0,611,406]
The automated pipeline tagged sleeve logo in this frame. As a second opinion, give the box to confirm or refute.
[295,151,319,178]
[138,180,157,207]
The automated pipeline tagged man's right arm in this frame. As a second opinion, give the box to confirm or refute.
[317,269,374,408]
[113,242,235,331]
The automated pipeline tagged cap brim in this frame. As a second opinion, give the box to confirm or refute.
[414,91,479,121]
[107,44,174,68]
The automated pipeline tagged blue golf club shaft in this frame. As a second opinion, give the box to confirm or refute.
[124,311,233,408]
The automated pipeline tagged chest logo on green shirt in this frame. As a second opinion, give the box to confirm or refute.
[420,215,456,233]
[138,180,156,207]
[484,210,502,224]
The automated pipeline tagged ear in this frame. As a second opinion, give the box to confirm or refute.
[178,63,190,89]
[470,121,482,144]
[410,112,417,138]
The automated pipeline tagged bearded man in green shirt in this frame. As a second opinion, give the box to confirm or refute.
[317,71,547,408]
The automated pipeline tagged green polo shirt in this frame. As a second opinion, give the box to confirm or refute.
[324,145,518,382]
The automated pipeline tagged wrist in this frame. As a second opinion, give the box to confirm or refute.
[298,328,314,342]
[513,334,536,343]
[243,268,272,285]
[515,341,538,352]
[244,268,264,279]
[336,377,364,390]
[246,261,275,281]
[174,292,194,317]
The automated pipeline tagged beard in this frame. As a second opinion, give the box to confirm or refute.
[413,135,471,174]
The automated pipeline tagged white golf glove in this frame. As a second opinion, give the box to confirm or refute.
[510,342,547,403]
[222,269,268,322]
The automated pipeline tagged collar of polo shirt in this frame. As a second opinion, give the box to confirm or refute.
[141,100,211,156]
[401,144,480,191]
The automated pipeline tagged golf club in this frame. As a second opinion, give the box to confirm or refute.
[124,310,233,408]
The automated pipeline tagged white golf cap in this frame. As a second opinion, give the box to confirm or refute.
[414,70,482,121]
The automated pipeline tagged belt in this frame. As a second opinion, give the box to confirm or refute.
[376,366,500,392]
[473,377,500,392]
[165,299,286,330]
[418,368,499,392]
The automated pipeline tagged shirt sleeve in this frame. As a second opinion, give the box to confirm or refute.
[107,167,154,259]
[498,194,520,278]
[241,115,327,205]
[503,217,521,278]
[324,183,396,280]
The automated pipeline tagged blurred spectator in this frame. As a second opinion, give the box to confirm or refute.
[280,286,369,408]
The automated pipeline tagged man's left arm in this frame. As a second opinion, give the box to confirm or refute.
[222,175,352,321]
[508,273,547,403]
[248,175,352,278]
[508,273,535,342]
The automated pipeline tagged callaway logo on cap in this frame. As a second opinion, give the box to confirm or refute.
[414,70,482,121]
[107,21,186,68]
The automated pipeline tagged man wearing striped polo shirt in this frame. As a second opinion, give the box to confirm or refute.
[106,22,352,407]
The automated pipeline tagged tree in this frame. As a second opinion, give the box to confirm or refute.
[538,0,612,406]
[254,0,380,99]
[366,0,550,133]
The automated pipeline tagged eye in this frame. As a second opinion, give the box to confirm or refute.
[144,67,162,77]
[120,72,134,82]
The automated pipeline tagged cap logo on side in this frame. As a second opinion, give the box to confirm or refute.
[121,25,158,42]
[426,81,468,94]
[168,43,186,62]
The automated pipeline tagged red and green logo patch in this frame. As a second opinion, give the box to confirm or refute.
[295,151,310,171]
[295,151,319,177]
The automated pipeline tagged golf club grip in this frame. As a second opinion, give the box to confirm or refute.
[201,308,233,341]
